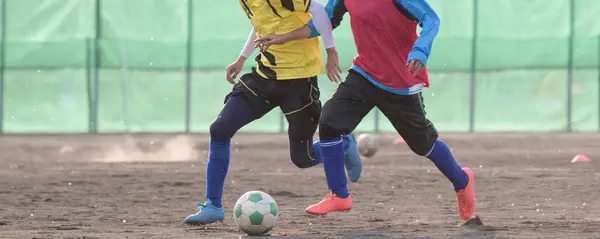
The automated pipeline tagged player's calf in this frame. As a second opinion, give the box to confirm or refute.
[319,123,363,182]
[423,140,469,191]
[401,127,470,190]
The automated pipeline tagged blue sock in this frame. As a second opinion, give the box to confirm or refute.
[312,135,350,166]
[315,136,349,157]
[426,140,468,191]
[206,140,231,208]
[321,137,349,198]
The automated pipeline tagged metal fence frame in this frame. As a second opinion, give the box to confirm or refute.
[0,0,597,134]
[0,0,6,133]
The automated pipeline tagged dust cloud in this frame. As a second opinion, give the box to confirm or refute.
[91,135,199,163]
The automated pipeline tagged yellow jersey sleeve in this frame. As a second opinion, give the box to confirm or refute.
[277,0,311,13]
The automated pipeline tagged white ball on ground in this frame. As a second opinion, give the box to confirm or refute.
[357,133,379,158]
[233,190,278,236]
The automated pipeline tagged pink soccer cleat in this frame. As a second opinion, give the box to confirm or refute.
[305,193,353,215]
[456,167,476,220]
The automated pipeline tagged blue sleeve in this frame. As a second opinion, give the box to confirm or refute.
[396,0,440,66]
[307,0,347,38]
[307,20,320,38]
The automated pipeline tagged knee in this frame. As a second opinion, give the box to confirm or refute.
[405,133,438,156]
[407,141,434,156]
[290,154,313,168]
[209,120,234,142]
[289,141,314,169]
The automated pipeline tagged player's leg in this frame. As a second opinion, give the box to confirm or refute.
[279,77,322,168]
[184,73,276,225]
[377,92,476,220]
[305,71,375,215]
[279,77,362,182]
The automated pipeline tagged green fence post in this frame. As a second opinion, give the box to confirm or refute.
[90,0,102,133]
[185,0,193,133]
[86,38,94,134]
[119,41,131,133]
[566,0,574,132]
[468,0,478,132]
[0,0,5,134]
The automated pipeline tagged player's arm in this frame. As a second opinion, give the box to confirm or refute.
[307,0,342,82]
[307,0,347,38]
[255,0,334,49]
[303,0,343,82]
[239,28,258,62]
[395,0,440,67]
[226,28,258,84]
[255,0,342,82]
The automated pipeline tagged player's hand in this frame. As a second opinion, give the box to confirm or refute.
[325,48,342,83]
[254,34,286,52]
[225,58,245,84]
[407,60,425,76]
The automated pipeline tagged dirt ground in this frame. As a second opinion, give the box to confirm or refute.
[1,133,600,239]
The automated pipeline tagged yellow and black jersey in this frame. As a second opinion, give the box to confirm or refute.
[239,0,323,80]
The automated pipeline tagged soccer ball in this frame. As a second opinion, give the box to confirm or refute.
[233,190,278,236]
[357,133,379,158]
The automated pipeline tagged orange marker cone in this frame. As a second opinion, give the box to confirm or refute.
[394,137,405,145]
[570,154,590,163]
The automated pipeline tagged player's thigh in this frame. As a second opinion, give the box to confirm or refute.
[319,72,375,138]
[278,76,322,117]
[378,92,438,156]
[280,77,321,140]
[277,77,321,168]
[228,71,277,119]
[210,95,258,140]
[283,99,321,168]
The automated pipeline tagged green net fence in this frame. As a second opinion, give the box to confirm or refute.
[0,0,599,133]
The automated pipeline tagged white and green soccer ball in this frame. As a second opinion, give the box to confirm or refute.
[233,190,279,236]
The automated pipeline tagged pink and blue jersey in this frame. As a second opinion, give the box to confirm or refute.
[308,0,440,95]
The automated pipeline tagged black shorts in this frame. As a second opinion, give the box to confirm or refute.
[225,68,321,140]
[320,69,438,156]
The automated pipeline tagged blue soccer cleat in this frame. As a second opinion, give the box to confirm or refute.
[343,133,363,182]
[184,201,225,225]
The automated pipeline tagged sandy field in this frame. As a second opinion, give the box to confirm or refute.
[0,133,599,239]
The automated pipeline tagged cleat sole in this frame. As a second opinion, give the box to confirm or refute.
[184,220,223,226]
[305,208,352,216]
